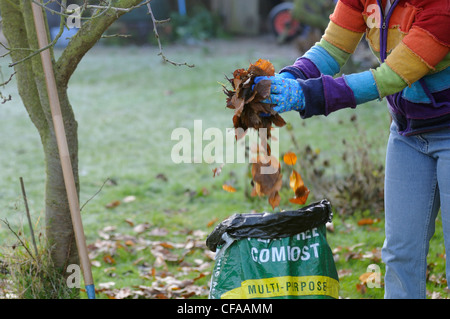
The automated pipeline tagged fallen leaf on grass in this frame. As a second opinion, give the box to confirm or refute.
[359,272,378,285]
[356,282,367,295]
[123,195,136,203]
[357,218,381,226]
[103,255,116,265]
[89,226,212,299]
[124,219,134,227]
[133,223,150,234]
[148,227,169,237]
[105,200,121,209]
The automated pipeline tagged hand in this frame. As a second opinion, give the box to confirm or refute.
[254,75,304,114]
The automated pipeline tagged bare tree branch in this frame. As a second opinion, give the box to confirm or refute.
[9,2,66,67]
[0,70,15,103]
[146,2,195,68]
[5,0,195,86]
[0,71,16,86]
[54,0,144,86]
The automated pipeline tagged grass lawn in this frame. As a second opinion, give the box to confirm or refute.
[0,37,447,299]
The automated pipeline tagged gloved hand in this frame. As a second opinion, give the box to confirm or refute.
[277,72,296,80]
[254,75,305,114]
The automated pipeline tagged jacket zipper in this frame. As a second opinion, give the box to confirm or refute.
[376,0,400,62]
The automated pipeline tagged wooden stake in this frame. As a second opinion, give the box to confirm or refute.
[19,177,38,257]
[30,1,95,298]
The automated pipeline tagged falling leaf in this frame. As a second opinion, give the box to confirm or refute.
[207,217,219,227]
[283,152,297,166]
[268,192,281,210]
[212,164,224,178]
[222,184,236,193]
[289,169,310,205]
[251,155,283,209]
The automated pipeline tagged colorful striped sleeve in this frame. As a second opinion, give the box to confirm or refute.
[374,2,450,97]
[280,1,365,79]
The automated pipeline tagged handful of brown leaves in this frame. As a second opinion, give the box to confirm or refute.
[223,59,286,141]
[222,59,287,209]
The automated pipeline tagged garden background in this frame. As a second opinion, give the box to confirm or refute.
[0,0,447,299]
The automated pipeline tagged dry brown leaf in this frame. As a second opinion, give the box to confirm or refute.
[105,200,121,209]
[207,217,219,228]
[223,59,285,142]
[124,219,134,227]
[103,255,116,265]
[268,192,281,210]
[359,272,378,286]
[212,164,224,178]
[133,223,150,234]
[288,169,310,205]
[357,218,380,226]
[251,156,282,209]
[123,195,136,203]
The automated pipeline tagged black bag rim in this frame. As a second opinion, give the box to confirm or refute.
[206,199,333,252]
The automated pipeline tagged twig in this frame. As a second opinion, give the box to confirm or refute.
[31,0,110,20]
[32,0,152,19]
[80,178,110,212]
[0,72,16,87]
[101,34,131,39]
[0,93,12,104]
[146,2,195,68]
[9,4,66,68]
[20,177,39,257]
[0,219,37,262]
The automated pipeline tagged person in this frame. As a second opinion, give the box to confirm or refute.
[256,0,450,299]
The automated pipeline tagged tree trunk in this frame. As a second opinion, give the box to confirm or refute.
[43,89,80,268]
[0,0,79,269]
[1,0,145,287]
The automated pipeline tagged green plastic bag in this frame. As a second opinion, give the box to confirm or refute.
[207,200,339,299]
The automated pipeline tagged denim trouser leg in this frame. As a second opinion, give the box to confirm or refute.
[382,123,450,299]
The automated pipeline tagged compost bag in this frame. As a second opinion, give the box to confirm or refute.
[207,199,339,299]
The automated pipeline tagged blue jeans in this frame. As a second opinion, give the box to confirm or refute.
[382,122,450,298]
